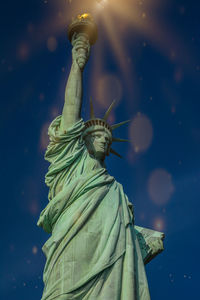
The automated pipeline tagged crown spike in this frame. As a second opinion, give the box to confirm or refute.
[90,96,95,119]
[110,148,122,158]
[103,99,116,121]
[111,120,130,130]
[112,137,129,142]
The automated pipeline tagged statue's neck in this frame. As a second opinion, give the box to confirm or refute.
[88,153,106,169]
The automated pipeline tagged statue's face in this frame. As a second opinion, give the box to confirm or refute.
[85,130,111,161]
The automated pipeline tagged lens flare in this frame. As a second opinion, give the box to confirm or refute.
[39,122,50,151]
[129,113,153,153]
[95,74,123,108]
[148,168,174,205]
[32,246,38,255]
[29,200,40,215]
[153,217,165,231]
[15,0,194,82]
[47,36,58,52]
[17,42,30,61]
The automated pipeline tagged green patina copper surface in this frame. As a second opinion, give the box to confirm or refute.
[38,16,164,300]
[38,117,151,299]
[134,226,164,265]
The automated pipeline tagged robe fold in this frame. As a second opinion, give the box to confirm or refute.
[38,116,151,300]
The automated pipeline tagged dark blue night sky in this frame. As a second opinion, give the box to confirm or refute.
[1,1,200,299]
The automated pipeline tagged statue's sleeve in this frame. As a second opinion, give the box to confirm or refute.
[44,116,85,200]
[45,116,85,163]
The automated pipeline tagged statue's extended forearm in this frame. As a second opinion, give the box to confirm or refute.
[60,62,83,131]
[60,33,90,132]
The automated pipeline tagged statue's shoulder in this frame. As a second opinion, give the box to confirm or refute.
[47,117,85,142]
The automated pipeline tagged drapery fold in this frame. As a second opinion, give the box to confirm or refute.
[38,116,150,300]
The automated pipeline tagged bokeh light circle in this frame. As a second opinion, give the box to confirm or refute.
[17,43,30,61]
[32,246,38,255]
[153,217,165,231]
[39,122,50,151]
[96,74,122,108]
[129,113,153,153]
[148,168,174,205]
[47,36,58,52]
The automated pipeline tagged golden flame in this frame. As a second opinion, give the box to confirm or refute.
[77,13,93,20]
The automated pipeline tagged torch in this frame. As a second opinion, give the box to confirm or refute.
[68,13,98,68]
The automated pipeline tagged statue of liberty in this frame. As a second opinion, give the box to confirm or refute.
[38,14,164,300]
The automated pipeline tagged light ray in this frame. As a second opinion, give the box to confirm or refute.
[101,11,132,79]
[110,1,191,67]
[101,11,135,104]
[90,96,95,118]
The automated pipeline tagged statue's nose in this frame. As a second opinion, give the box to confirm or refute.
[100,136,106,143]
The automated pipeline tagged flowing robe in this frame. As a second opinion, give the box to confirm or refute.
[38,116,151,300]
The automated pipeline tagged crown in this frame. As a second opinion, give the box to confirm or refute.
[83,98,130,158]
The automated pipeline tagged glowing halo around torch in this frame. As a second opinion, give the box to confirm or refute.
[29,0,190,82]
[68,13,98,45]
[63,0,189,72]
[35,0,193,129]
[31,0,190,107]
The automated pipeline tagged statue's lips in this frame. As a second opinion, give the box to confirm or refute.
[97,144,107,151]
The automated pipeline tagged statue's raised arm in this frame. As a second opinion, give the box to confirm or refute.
[38,13,165,300]
[60,33,90,132]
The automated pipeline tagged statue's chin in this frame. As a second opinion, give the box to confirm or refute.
[93,151,106,162]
